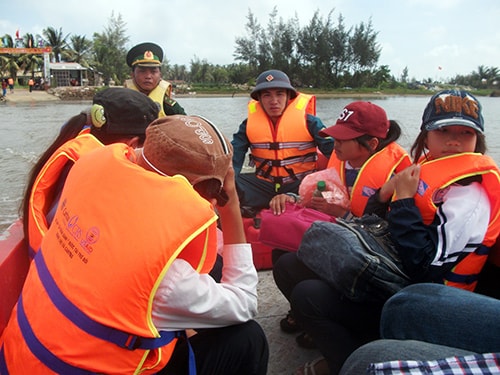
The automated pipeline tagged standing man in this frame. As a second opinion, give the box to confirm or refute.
[125,42,186,116]
[231,69,334,211]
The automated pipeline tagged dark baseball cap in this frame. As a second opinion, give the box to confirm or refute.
[421,90,484,133]
[90,88,159,135]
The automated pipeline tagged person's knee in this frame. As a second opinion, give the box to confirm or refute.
[272,252,304,299]
[290,279,332,319]
[235,320,269,372]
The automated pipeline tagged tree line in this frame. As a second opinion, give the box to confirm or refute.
[1,9,499,91]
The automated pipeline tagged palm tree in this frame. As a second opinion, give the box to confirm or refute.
[1,34,13,48]
[18,53,42,79]
[18,33,43,80]
[66,35,92,66]
[42,27,69,62]
[0,34,17,80]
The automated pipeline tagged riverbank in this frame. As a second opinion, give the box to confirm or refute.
[1,86,414,104]
[4,86,497,104]
[2,88,61,103]
[1,86,101,103]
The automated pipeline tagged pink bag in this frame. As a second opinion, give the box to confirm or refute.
[259,202,336,252]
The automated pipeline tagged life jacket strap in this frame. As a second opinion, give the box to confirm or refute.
[444,272,480,284]
[34,251,177,350]
[250,141,315,151]
[0,345,10,375]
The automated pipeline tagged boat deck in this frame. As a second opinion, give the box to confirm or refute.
[255,269,321,374]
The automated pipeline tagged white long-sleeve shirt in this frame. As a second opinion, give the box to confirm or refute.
[152,243,258,330]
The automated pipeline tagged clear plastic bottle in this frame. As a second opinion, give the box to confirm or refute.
[313,180,327,197]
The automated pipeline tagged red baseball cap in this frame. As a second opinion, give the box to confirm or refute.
[320,101,390,140]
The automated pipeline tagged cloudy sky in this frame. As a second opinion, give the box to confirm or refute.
[1,0,499,81]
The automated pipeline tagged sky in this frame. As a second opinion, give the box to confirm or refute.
[1,0,499,81]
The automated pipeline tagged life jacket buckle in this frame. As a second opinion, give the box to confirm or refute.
[124,334,139,350]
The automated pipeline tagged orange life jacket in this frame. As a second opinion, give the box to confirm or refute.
[413,153,500,290]
[27,132,103,258]
[246,93,318,187]
[1,144,218,374]
[327,142,411,217]
[125,79,171,118]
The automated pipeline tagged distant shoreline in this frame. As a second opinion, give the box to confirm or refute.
[4,86,496,104]
[3,89,416,103]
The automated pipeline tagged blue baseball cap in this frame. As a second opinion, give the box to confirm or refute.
[421,90,484,134]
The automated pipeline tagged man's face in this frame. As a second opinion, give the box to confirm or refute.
[259,89,289,123]
[131,66,162,94]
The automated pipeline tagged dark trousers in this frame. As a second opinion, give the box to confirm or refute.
[159,320,269,375]
[273,252,383,374]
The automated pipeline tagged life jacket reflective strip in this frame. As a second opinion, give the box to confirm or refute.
[125,79,171,118]
[246,93,318,185]
[413,153,500,290]
[28,133,104,258]
[1,144,218,374]
[327,142,411,217]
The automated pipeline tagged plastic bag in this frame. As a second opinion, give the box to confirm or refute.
[299,169,350,210]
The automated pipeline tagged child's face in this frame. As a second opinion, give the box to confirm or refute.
[333,138,372,168]
[425,125,477,159]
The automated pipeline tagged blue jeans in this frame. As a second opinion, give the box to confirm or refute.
[381,283,500,353]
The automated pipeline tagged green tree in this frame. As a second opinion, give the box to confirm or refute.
[18,33,43,79]
[234,10,263,74]
[42,27,69,62]
[168,64,189,82]
[296,10,334,87]
[67,35,93,66]
[348,19,380,73]
[226,63,254,85]
[0,34,15,78]
[329,14,351,84]
[1,34,13,48]
[266,8,300,77]
[92,12,129,85]
[400,66,409,83]
[190,56,213,83]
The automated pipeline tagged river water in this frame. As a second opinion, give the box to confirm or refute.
[1,95,500,233]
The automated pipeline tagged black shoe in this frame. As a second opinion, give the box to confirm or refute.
[280,311,301,333]
[296,332,317,349]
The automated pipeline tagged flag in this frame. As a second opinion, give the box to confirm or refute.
[15,29,19,39]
